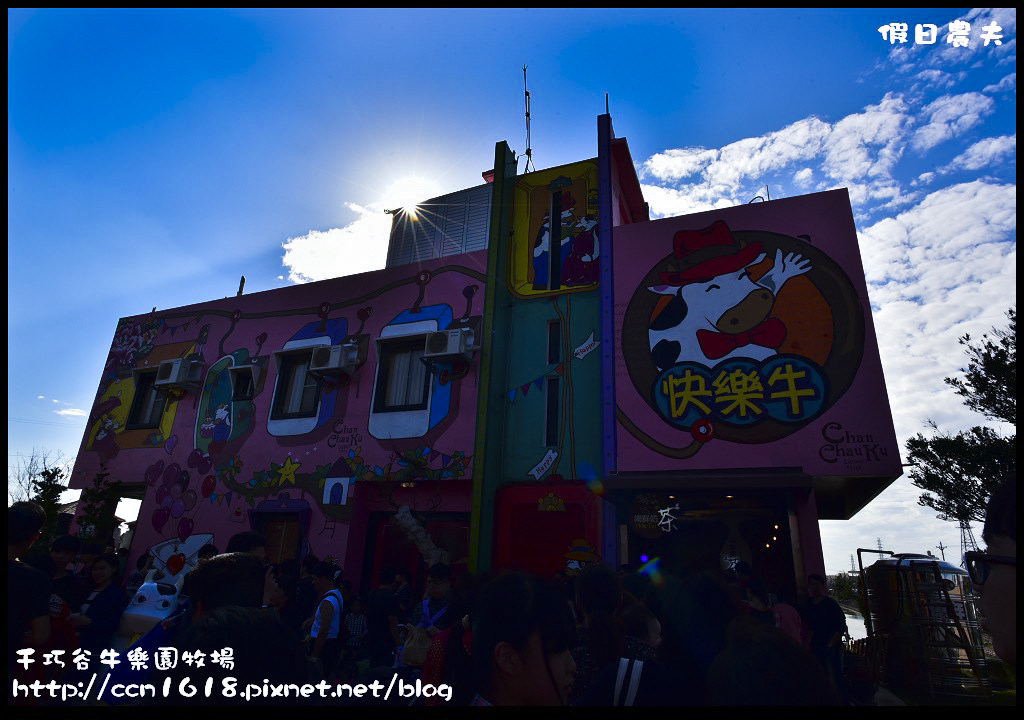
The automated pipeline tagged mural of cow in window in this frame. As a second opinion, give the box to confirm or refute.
[647,220,812,370]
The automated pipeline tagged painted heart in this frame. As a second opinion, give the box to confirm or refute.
[144,460,165,486]
[152,507,170,532]
[187,448,204,469]
[166,553,186,576]
[197,456,213,475]
[170,498,185,519]
[182,490,197,511]
[177,517,194,542]
[156,484,169,504]
[178,470,191,490]
[164,435,178,454]
[201,475,217,498]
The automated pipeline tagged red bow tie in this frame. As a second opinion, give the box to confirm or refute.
[696,318,786,360]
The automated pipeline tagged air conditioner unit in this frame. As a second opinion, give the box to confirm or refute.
[309,344,359,374]
[423,328,475,359]
[154,359,203,387]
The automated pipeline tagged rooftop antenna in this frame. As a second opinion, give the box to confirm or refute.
[522,65,535,173]
[935,541,947,561]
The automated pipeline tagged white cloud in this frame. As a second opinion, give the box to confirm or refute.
[983,72,1016,94]
[37,395,45,400]
[281,202,392,283]
[642,146,718,182]
[940,134,1016,173]
[858,180,1016,444]
[911,92,995,152]
[793,168,813,188]
[54,408,87,417]
[51,399,59,404]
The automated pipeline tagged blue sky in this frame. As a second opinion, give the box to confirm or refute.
[8,9,1016,573]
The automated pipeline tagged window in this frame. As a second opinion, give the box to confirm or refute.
[230,368,255,401]
[545,377,560,447]
[547,320,561,365]
[272,352,321,419]
[374,340,430,413]
[127,372,166,428]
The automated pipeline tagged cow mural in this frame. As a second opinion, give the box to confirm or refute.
[615,191,886,467]
[646,220,811,370]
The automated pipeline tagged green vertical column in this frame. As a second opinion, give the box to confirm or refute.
[470,141,516,573]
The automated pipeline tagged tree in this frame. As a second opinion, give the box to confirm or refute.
[945,308,1015,424]
[76,466,120,542]
[32,464,69,547]
[907,308,1016,523]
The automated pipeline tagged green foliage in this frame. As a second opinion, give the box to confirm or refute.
[908,308,1016,524]
[907,426,1015,523]
[945,308,1016,425]
[31,464,67,546]
[77,466,119,541]
[828,572,859,607]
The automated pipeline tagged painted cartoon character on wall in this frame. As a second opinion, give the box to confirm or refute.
[211,403,231,445]
[563,538,600,576]
[532,191,579,290]
[562,214,599,287]
[647,220,812,370]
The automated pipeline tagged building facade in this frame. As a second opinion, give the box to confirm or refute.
[68,114,902,598]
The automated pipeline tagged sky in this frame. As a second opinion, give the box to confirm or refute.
[8,9,1016,574]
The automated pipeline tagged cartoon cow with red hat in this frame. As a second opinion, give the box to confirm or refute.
[647,220,811,369]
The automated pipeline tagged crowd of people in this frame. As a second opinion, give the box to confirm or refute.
[8,473,1016,706]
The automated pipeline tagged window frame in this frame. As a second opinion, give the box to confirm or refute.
[126,371,167,429]
[372,338,432,414]
[270,350,323,420]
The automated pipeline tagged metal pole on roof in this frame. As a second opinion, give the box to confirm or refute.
[523,65,535,173]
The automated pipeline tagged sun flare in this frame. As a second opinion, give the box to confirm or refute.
[383,176,442,219]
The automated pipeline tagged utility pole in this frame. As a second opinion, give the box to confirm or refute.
[935,541,947,561]
[850,554,856,573]
[877,537,884,551]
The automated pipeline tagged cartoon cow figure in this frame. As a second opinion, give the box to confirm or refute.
[647,220,811,370]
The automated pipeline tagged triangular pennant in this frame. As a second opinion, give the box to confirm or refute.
[225,492,232,504]
[556,364,564,375]
[210,494,216,504]
[508,390,516,402]
[461,457,471,468]
[534,376,544,390]
[521,383,531,396]
[422,447,431,457]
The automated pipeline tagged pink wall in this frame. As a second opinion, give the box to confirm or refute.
[70,252,487,579]
[612,190,901,481]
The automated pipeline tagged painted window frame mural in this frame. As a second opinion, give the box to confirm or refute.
[270,349,322,420]
[510,160,601,298]
[373,337,431,413]
[126,371,166,429]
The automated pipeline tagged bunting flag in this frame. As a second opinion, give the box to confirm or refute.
[507,363,565,401]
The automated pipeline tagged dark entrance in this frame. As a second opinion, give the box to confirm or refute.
[361,511,469,595]
[623,489,798,601]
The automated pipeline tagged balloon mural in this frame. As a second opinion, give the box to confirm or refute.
[145,448,215,543]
